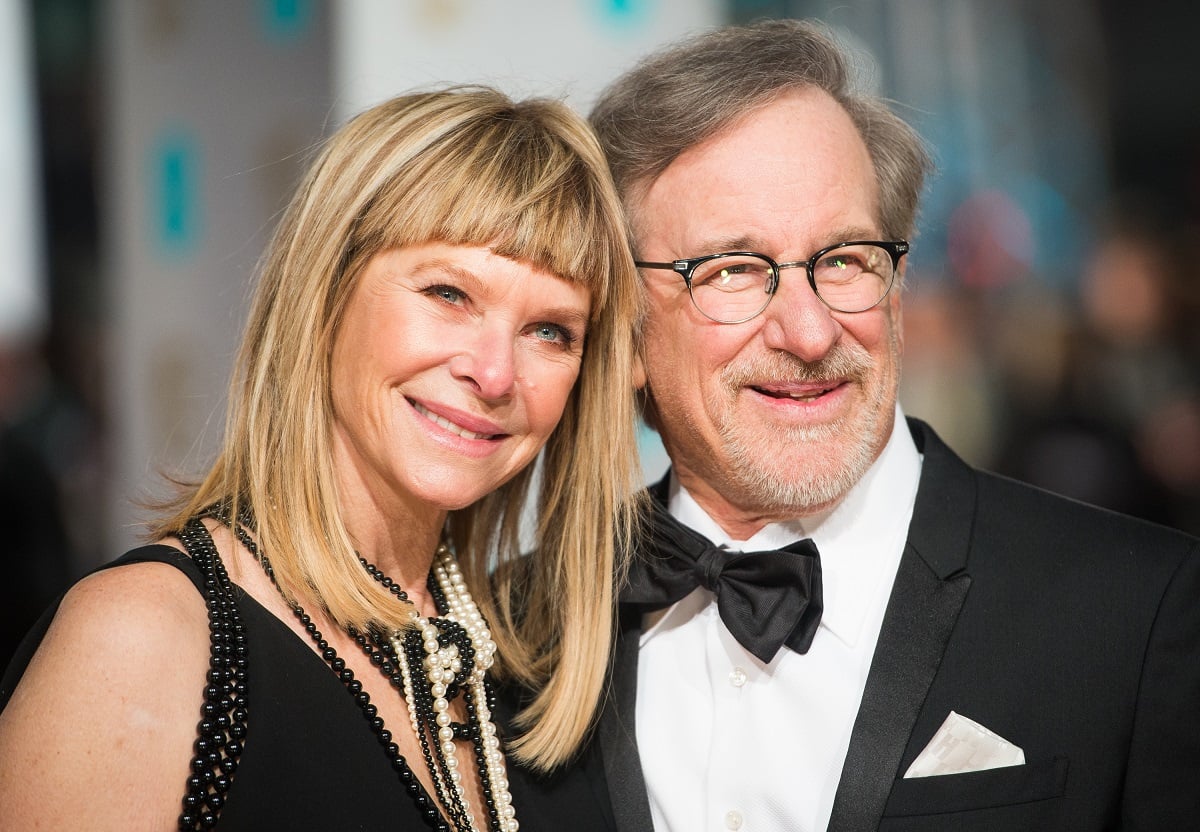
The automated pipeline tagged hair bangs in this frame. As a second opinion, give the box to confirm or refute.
[354,112,619,320]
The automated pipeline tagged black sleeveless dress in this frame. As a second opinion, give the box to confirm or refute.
[0,546,616,831]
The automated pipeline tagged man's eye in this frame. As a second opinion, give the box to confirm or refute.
[694,262,765,291]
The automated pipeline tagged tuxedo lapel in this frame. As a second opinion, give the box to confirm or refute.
[599,605,655,832]
[827,419,975,831]
[598,473,670,831]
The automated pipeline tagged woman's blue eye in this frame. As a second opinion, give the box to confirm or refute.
[533,323,573,344]
[426,284,465,304]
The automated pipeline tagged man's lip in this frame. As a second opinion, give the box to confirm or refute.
[408,398,507,440]
[749,380,847,400]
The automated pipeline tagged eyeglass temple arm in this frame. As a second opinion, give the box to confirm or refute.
[634,260,687,272]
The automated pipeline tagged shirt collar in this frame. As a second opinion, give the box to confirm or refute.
[665,406,923,647]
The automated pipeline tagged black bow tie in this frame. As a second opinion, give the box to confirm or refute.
[624,498,823,663]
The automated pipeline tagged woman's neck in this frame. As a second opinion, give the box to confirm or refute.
[339,494,448,617]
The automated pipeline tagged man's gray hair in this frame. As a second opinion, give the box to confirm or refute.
[590,18,933,243]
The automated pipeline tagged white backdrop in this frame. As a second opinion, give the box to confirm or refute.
[334,0,720,115]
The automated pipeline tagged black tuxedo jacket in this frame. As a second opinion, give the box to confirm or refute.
[573,418,1200,832]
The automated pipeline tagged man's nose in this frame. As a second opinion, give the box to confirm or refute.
[758,274,841,361]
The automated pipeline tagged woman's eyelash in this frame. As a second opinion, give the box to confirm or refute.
[422,284,466,304]
[533,323,581,346]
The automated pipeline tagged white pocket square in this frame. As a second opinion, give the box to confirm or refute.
[904,711,1025,778]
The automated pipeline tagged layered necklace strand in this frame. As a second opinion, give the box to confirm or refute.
[210,507,517,832]
[368,546,516,832]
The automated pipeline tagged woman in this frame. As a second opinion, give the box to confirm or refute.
[0,87,642,831]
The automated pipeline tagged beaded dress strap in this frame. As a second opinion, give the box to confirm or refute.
[174,517,250,831]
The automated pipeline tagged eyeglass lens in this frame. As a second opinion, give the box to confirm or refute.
[688,244,895,322]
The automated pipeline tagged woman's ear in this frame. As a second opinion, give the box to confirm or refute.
[633,352,647,390]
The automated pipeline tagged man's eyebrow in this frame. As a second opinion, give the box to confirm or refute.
[820,226,884,244]
[687,227,885,259]
[688,235,766,255]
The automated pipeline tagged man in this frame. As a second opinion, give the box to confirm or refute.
[586,18,1200,831]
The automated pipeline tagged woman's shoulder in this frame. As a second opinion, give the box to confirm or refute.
[61,543,207,637]
[5,541,210,694]
[0,542,212,830]
[3,538,212,718]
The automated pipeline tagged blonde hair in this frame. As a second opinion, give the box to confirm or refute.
[153,87,643,770]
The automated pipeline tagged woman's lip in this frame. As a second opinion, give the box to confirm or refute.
[408,398,506,440]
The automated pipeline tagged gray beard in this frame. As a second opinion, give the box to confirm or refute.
[710,340,890,515]
[720,416,882,513]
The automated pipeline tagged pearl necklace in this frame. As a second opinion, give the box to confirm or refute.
[386,546,516,832]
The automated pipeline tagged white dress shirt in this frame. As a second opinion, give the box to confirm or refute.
[636,408,923,832]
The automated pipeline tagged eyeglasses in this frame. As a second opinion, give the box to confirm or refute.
[635,240,909,324]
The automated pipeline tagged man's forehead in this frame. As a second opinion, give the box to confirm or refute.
[630,98,879,259]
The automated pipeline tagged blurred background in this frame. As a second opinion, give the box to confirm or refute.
[2,0,1197,664]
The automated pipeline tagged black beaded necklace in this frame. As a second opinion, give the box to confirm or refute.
[176,517,249,831]
[179,506,507,832]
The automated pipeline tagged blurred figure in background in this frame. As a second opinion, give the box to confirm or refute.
[0,335,72,667]
[992,209,1200,533]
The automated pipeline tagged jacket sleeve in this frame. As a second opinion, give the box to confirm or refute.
[1121,539,1200,829]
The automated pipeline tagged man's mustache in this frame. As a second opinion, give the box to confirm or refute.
[719,344,872,389]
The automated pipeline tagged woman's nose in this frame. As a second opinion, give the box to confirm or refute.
[450,326,516,400]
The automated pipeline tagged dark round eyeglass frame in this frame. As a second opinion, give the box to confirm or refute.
[635,239,910,324]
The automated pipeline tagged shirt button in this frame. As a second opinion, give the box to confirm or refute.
[729,667,748,687]
[725,809,744,830]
